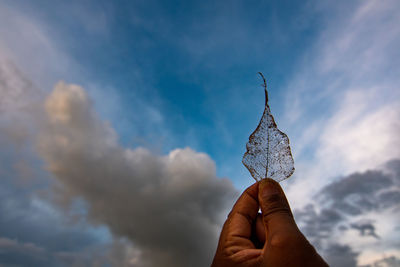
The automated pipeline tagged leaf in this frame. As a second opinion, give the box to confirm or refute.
[242,73,294,182]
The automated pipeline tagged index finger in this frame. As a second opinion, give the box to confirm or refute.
[223,182,260,240]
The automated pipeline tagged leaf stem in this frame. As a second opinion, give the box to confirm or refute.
[258,72,269,178]
[258,72,268,105]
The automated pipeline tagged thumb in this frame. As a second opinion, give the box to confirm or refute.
[258,178,296,236]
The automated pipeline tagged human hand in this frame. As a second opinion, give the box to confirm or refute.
[211,179,328,267]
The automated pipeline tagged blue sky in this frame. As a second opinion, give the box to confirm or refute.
[0,0,399,266]
[1,0,327,187]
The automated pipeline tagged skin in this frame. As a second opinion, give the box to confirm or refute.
[211,179,328,267]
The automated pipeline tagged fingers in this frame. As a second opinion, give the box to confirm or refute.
[258,179,297,240]
[257,179,329,267]
[254,214,265,244]
[230,182,259,219]
[224,182,260,240]
[250,213,265,249]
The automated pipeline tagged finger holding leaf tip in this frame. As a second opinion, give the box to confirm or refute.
[213,73,329,267]
[258,178,292,216]
[229,182,259,216]
[259,178,282,197]
[215,182,262,259]
[226,182,259,229]
[257,178,296,244]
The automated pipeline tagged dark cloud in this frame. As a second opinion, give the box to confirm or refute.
[378,189,400,208]
[0,169,114,266]
[0,237,47,266]
[322,243,359,267]
[359,255,400,267]
[295,205,343,244]
[0,234,123,267]
[318,170,394,215]
[386,159,400,182]
[0,59,139,266]
[37,82,237,267]
[350,220,379,239]
[295,159,400,266]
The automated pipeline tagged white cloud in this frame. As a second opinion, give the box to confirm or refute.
[37,82,237,267]
[317,89,400,176]
[279,1,400,265]
[283,0,400,202]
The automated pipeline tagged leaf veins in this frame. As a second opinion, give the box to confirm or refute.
[242,73,295,182]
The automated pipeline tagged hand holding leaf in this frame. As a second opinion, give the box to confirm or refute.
[242,73,294,182]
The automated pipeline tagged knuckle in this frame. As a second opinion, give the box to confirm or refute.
[261,193,292,221]
[263,192,283,204]
[261,207,292,226]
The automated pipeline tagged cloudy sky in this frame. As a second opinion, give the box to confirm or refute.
[0,0,399,266]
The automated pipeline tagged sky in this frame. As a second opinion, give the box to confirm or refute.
[0,0,399,266]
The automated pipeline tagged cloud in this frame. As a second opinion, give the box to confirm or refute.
[0,53,236,266]
[0,2,77,91]
[322,243,359,267]
[350,220,379,239]
[283,0,400,211]
[359,255,400,267]
[0,237,47,266]
[316,90,400,177]
[0,55,42,146]
[318,168,396,215]
[0,237,45,255]
[294,159,400,266]
[37,82,237,267]
[295,205,343,244]
[0,56,35,112]
[0,235,131,267]
[0,163,114,266]
[1,1,399,266]
[0,57,89,266]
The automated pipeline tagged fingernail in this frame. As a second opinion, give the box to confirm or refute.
[259,178,281,199]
